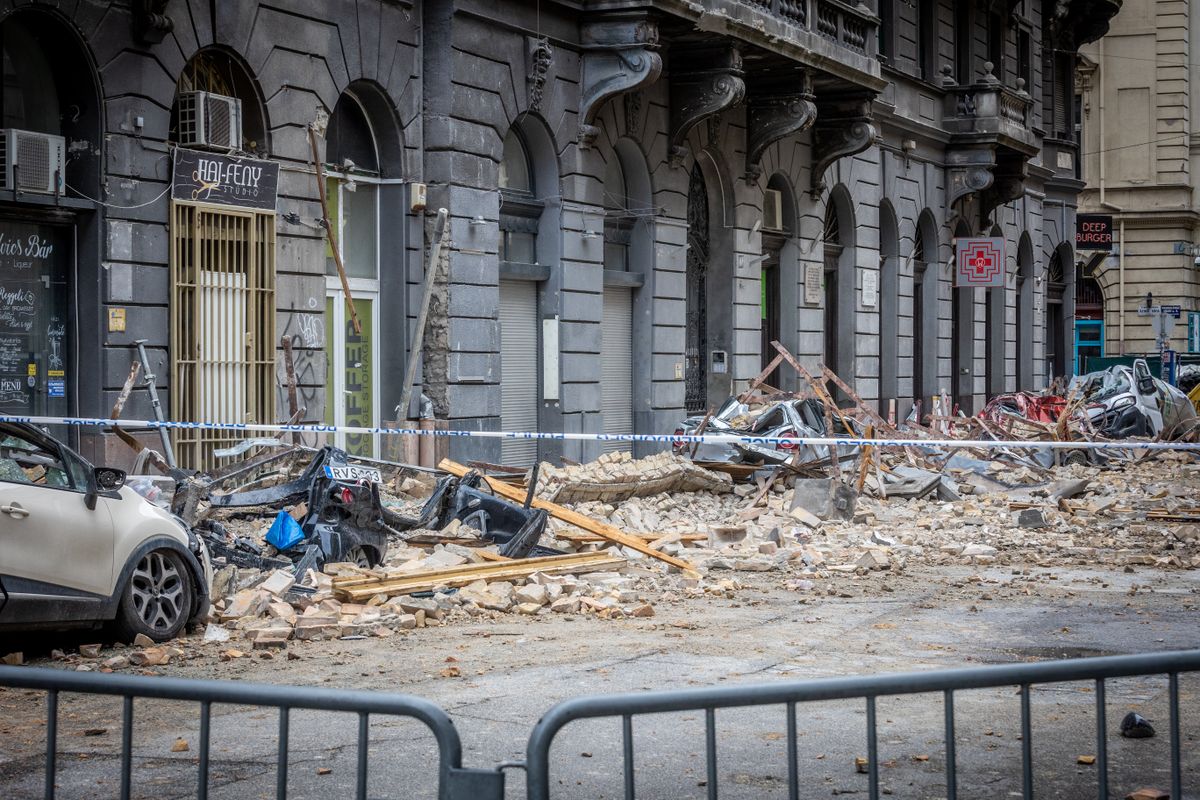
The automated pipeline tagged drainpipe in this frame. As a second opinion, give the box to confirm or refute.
[1095,39,1126,354]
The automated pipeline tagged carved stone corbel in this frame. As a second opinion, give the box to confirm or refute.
[578,16,662,149]
[527,37,554,114]
[809,94,876,197]
[667,46,746,168]
[946,147,997,208]
[980,155,1029,223]
[745,74,817,181]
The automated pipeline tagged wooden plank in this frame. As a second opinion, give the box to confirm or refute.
[440,458,697,573]
[552,530,708,544]
[333,552,624,601]
[473,549,513,563]
[333,550,609,589]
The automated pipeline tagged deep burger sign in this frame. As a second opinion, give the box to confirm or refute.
[1076,214,1113,251]
[172,148,279,212]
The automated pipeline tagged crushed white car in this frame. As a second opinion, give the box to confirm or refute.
[0,422,212,642]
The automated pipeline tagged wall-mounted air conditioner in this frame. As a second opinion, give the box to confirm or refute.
[176,91,243,151]
[763,188,783,232]
[0,129,66,194]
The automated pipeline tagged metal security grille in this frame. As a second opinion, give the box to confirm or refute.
[498,279,539,468]
[600,287,633,454]
[170,202,275,470]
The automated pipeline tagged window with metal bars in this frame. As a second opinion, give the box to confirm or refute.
[170,202,276,471]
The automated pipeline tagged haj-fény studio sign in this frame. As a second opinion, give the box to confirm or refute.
[171,148,279,212]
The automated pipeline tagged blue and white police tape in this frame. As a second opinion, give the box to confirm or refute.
[3,413,1200,452]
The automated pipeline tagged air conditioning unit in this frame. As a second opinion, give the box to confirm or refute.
[176,91,242,151]
[0,129,66,194]
[763,188,783,232]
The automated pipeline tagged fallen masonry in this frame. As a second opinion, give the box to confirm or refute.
[27,438,1197,674]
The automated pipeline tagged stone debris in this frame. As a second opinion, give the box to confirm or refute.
[534,450,732,504]
[47,445,1196,671]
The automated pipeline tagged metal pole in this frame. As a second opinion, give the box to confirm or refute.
[134,339,176,467]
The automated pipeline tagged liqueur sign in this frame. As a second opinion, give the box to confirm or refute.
[172,148,279,212]
[1076,214,1114,251]
[954,237,1006,288]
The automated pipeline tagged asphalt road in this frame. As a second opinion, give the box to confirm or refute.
[1,564,1197,799]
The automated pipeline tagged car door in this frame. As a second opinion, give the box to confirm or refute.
[0,427,115,623]
[1131,360,1165,434]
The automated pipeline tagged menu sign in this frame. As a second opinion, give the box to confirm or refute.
[172,147,280,212]
[0,220,69,415]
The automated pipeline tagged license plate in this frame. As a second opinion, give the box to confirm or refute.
[324,465,383,483]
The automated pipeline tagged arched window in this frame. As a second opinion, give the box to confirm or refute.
[603,154,631,272]
[169,48,269,153]
[500,129,539,265]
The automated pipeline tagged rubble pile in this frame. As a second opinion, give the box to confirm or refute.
[534,450,732,504]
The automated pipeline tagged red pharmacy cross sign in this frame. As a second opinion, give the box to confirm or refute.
[955,237,1006,288]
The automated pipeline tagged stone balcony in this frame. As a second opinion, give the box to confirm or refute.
[940,62,1039,216]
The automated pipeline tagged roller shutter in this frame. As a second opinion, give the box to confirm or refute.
[600,287,633,455]
[499,279,540,467]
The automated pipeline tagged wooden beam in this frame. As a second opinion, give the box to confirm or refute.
[333,551,624,601]
[439,459,697,573]
[308,125,361,335]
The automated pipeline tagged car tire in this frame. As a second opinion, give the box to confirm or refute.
[343,545,373,568]
[113,549,195,644]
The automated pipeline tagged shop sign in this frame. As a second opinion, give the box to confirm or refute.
[172,148,279,212]
[954,238,1006,288]
[1076,214,1113,251]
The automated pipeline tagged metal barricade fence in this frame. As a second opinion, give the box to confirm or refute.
[0,664,502,800]
[523,650,1200,800]
[4,651,1200,800]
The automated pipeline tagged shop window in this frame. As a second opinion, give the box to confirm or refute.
[0,220,71,418]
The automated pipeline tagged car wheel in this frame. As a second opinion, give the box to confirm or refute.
[113,549,194,643]
[343,546,372,568]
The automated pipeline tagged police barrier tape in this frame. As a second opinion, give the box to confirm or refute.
[3,413,1200,453]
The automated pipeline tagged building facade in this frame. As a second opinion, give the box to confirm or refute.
[1077,0,1198,364]
[0,0,1120,471]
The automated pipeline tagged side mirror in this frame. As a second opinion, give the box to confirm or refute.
[1137,377,1156,396]
[95,467,127,492]
[85,467,125,510]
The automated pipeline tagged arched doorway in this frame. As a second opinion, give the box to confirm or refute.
[985,225,1006,398]
[0,9,101,445]
[168,48,274,470]
[1016,234,1035,388]
[1073,263,1104,374]
[951,220,975,412]
[322,85,406,458]
[761,174,796,386]
[1045,247,1068,381]
[912,211,940,417]
[878,201,900,415]
[823,186,855,393]
[685,164,710,413]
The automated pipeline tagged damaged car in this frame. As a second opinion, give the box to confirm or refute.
[0,422,212,643]
[1072,359,1197,439]
[206,446,403,568]
[200,447,555,569]
[673,397,857,465]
